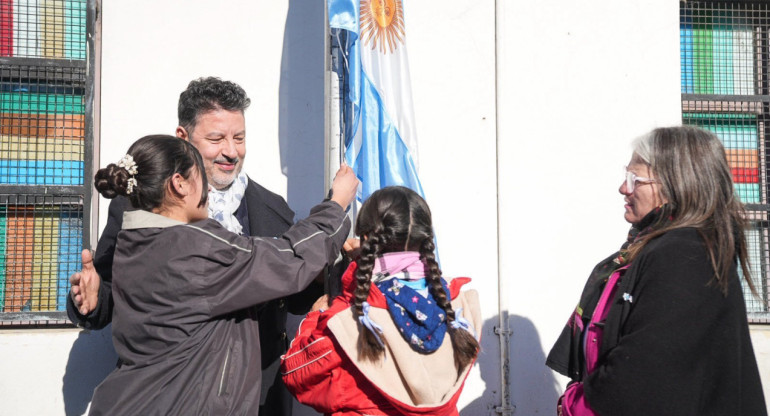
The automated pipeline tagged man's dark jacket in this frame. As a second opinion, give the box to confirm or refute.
[67,178,322,416]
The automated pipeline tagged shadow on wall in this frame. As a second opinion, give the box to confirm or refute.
[280,1,330,413]
[278,0,327,220]
[509,315,561,415]
[461,315,503,415]
[61,325,118,416]
[462,315,561,415]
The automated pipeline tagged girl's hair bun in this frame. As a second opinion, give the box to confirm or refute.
[94,163,131,199]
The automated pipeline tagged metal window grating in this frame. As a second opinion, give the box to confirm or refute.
[1,0,87,60]
[681,1,770,323]
[0,194,82,315]
[0,0,91,326]
[1,63,86,185]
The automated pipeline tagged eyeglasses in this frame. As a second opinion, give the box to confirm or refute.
[624,167,657,193]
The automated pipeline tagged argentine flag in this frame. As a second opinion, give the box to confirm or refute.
[329,0,425,201]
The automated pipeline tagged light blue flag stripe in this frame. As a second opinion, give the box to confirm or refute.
[328,0,357,32]
[329,0,425,202]
[329,0,361,149]
[351,72,425,199]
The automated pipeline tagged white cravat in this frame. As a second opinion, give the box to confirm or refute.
[207,172,248,234]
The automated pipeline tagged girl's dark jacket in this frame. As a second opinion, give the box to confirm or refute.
[547,227,767,416]
[87,200,350,416]
[67,179,319,415]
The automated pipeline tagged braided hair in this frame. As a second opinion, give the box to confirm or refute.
[353,186,479,372]
[94,135,208,211]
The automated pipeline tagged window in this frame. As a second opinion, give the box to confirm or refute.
[681,0,770,322]
[0,0,95,325]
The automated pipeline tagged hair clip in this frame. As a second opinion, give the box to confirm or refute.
[117,154,138,175]
[359,302,385,347]
[126,177,137,195]
[451,307,477,337]
[117,154,138,194]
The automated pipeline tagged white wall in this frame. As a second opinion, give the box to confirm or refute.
[0,1,768,415]
[406,2,499,412]
[498,0,770,414]
[0,328,117,415]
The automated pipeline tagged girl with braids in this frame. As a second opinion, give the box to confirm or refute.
[281,186,481,416]
[84,135,357,415]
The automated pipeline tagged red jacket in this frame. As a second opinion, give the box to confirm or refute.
[281,262,481,416]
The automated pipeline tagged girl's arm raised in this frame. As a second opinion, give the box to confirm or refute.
[187,200,352,316]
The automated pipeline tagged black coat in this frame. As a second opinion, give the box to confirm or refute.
[547,228,767,415]
[68,178,323,415]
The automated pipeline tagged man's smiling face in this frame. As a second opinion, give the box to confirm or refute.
[185,109,246,190]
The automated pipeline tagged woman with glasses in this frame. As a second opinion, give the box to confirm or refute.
[546,126,767,416]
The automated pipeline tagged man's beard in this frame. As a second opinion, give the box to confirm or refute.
[209,158,242,190]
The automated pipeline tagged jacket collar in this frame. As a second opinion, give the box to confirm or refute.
[122,210,185,230]
[244,179,295,225]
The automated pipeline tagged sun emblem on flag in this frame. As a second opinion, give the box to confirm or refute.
[360,0,405,54]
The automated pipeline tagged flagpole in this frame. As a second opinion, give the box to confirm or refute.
[494,0,514,414]
[326,8,355,302]
[324,1,334,192]
[323,1,334,301]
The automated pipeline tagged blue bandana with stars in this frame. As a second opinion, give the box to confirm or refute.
[376,277,450,353]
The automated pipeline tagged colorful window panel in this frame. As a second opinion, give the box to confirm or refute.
[0,0,86,60]
[680,4,757,95]
[0,0,89,324]
[0,65,85,185]
[683,113,762,203]
[681,1,770,322]
[0,196,82,313]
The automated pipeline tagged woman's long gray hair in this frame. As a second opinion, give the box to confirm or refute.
[628,125,755,296]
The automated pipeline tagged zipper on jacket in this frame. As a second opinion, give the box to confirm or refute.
[218,347,231,396]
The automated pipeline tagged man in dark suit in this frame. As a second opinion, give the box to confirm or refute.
[68,77,320,416]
